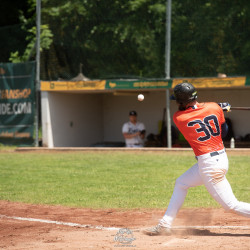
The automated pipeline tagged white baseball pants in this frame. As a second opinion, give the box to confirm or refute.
[160,149,250,228]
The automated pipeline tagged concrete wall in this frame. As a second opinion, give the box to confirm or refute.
[102,88,250,142]
[41,88,250,147]
[102,91,167,142]
[41,92,104,147]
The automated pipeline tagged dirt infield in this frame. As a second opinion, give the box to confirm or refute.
[0,201,249,249]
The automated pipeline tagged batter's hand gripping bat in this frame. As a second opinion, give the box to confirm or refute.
[218,103,250,111]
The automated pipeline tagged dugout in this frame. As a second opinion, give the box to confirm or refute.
[40,77,250,148]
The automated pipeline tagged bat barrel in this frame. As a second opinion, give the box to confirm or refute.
[230,107,250,110]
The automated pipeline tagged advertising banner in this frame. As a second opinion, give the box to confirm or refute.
[172,77,247,88]
[40,80,106,91]
[0,62,35,145]
[106,79,172,89]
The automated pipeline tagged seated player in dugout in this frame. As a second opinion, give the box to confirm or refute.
[144,82,250,236]
[122,111,146,147]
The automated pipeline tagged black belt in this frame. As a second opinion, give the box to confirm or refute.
[210,150,225,157]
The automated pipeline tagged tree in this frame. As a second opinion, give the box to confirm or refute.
[9,25,53,63]
[171,0,250,77]
[8,0,53,63]
[4,0,250,79]
[39,0,167,79]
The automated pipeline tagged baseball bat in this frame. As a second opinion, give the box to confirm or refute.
[230,107,250,110]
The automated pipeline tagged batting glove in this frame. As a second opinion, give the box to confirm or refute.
[218,102,231,112]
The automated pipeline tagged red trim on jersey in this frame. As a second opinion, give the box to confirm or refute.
[173,102,225,156]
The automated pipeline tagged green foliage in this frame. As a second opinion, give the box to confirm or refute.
[5,0,250,78]
[0,151,249,209]
[171,0,250,76]
[38,0,168,79]
[9,24,53,63]
[7,0,52,63]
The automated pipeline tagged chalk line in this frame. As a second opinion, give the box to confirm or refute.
[0,214,249,231]
[0,215,119,231]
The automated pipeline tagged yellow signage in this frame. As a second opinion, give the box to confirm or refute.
[0,88,32,99]
[133,81,170,88]
[41,81,106,91]
[172,77,246,88]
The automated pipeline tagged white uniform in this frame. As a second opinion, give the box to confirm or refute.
[160,102,250,229]
[160,150,250,229]
[143,85,250,236]
[122,121,145,147]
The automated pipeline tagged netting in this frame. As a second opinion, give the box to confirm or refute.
[1,1,250,81]
[40,0,167,81]
[0,24,28,64]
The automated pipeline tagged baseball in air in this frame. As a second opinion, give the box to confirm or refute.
[137,94,144,101]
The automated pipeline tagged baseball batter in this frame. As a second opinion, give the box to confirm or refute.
[144,82,250,236]
[122,111,146,147]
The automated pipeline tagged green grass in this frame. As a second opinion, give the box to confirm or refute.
[0,151,249,209]
[0,143,17,150]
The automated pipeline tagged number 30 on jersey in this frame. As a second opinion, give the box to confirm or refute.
[187,115,220,142]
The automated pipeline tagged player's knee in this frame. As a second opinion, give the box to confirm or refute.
[174,177,189,190]
[223,199,240,212]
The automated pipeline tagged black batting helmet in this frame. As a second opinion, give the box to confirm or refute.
[170,82,197,105]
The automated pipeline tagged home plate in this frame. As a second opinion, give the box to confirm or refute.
[163,238,196,246]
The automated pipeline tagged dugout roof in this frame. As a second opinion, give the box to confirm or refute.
[40,76,250,92]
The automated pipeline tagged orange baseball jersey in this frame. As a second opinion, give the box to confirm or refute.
[173,102,225,156]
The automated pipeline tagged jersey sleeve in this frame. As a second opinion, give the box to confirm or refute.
[122,123,128,133]
[138,123,145,131]
[216,103,226,124]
